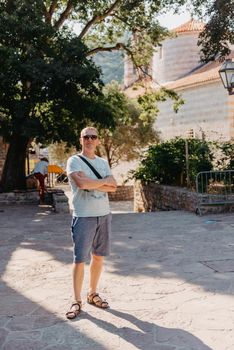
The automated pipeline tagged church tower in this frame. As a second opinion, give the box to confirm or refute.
[152,19,205,84]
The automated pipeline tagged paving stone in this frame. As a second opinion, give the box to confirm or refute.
[0,328,9,347]
[7,330,42,342]
[0,317,12,328]
[2,339,48,350]
[0,205,234,350]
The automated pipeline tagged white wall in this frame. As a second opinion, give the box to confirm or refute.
[155,81,231,141]
[153,33,201,84]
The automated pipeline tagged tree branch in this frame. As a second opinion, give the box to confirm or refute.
[49,0,58,19]
[86,41,147,79]
[112,13,132,27]
[86,41,150,80]
[78,0,122,39]
[86,42,129,56]
[54,0,73,30]
[43,1,58,24]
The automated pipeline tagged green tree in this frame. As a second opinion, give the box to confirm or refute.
[97,81,160,167]
[0,1,113,191]
[215,141,234,170]
[197,0,234,62]
[47,142,76,167]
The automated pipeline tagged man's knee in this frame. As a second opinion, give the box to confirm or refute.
[73,262,85,269]
[91,254,104,262]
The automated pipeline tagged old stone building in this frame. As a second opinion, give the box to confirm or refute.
[124,19,234,141]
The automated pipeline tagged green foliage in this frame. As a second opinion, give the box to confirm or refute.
[0,1,113,145]
[133,137,214,187]
[197,1,234,62]
[78,0,170,67]
[214,141,234,170]
[48,141,76,166]
[0,0,114,191]
[137,87,184,125]
[64,0,233,64]
[97,81,159,167]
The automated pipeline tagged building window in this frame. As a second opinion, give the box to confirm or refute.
[187,128,195,139]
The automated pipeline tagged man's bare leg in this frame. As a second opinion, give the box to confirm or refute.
[66,262,84,319]
[89,254,104,294]
[73,262,84,302]
[88,254,109,308]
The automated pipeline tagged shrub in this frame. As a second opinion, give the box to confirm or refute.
[216,141,234,170]
[133,138,214,187]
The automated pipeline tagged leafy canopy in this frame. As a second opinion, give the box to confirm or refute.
[197,1,234,61]
[97,81,160,168]
[40,1,234,63]
[0,0,113,146]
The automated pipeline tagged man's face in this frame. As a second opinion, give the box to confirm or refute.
[80,128,99,151]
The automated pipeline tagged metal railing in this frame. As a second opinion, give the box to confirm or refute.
[195,170,234,215]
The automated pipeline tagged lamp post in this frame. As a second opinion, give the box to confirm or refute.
[219,59,234,95]
[185,129,194,188]
[185,138,190,188]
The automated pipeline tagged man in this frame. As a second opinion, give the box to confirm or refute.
[66,126,117,319]
[33,157,49,203]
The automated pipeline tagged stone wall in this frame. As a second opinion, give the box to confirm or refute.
[134,181,197,212]
[108,185,134,201]
[0,190,39,205]
[0,188,70,213]
[134,181,234,214]
[51,189,70,213]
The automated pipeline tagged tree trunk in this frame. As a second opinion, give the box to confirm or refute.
[0,135,29,192]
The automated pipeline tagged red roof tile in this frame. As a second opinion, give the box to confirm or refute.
[172,19,205,34]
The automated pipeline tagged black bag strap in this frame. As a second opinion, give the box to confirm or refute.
[77,155,103,179]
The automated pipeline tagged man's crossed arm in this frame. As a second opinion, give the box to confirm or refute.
[70,171,117,193]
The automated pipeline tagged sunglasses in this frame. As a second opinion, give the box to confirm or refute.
[82,135,98,140]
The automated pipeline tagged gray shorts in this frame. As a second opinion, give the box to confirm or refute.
[71,214,112,263]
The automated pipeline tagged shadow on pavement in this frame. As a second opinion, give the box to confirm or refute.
[80,308,212,350]
[0,206,109,349]
[0,205,233,349]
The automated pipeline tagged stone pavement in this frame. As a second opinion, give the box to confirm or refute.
[0,203,234,350]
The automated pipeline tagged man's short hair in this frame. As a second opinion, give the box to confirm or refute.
[80,127,98,137]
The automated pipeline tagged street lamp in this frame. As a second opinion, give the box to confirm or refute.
[219,59,234,95]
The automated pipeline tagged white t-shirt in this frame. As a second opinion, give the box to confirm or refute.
[66,154,112,217]
[33,160,48,176]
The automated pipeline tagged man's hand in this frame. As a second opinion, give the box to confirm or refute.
[104,175,117,187]
[97,185,117,193]
[97,175,117,193]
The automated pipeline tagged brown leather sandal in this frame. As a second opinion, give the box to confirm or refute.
[87,292,109,309]
[66,301,82,319]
